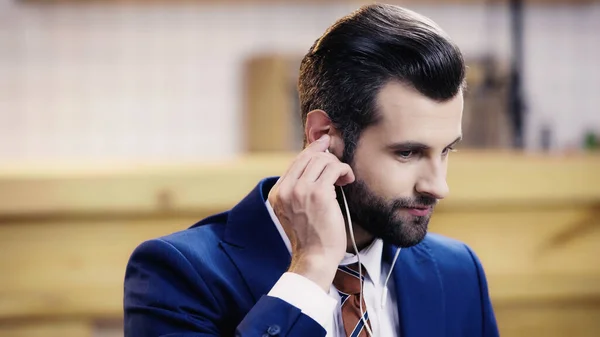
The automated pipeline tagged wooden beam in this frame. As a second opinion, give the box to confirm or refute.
[0,152,599,217]
[0,321,93,337]
[494,303,600,337]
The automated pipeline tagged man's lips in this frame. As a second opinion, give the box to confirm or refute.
[403,206,432,217]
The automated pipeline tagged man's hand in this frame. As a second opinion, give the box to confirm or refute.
[268,134,355,292]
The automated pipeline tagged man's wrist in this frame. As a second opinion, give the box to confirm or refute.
[268,272,338,330]
[288,254,339,293]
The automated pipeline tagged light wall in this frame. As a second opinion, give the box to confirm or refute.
[0,0,599,164]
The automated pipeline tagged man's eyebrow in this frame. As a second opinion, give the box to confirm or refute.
[447,135,463,147]
[387,135,463,151]
[387,141,430,152]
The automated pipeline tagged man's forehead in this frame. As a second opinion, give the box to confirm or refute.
[373,81,463,142]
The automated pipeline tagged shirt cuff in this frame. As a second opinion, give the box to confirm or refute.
[268,272,337,328]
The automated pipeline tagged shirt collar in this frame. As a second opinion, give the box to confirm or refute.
[265,199,383,285]
[339,238,383,286]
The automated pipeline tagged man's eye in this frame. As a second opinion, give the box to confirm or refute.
[442,147,456,156]
[396,150,414,159]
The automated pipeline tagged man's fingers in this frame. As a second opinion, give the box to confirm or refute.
[335,168,356,186]
[281,135,331,181]
[318,162,355,187]
[300,151,349,182]
[304,134,330,153]
[283,153,313,182]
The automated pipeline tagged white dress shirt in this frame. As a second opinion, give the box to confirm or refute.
[265,200,400,337]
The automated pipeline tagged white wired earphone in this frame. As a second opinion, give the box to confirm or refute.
[327,149,402,337]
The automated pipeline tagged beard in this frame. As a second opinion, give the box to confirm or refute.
[341,178,438,248]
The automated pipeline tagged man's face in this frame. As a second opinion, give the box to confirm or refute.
[343,81,463,248]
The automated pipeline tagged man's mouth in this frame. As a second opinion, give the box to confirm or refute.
[404,206,432,217]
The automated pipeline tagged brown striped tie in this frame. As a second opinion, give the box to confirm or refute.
[333,263,371,337]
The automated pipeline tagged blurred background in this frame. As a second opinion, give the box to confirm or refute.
[0,0,598,336]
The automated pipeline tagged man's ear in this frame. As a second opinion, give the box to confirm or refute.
[305,109,331,143]
[304,109,343,156]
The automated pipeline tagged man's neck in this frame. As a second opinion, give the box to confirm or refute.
[346,223,375,253]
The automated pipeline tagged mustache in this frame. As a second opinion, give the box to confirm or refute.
[391,195,438,209]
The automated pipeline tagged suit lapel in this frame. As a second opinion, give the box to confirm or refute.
[220,177,291,302]
[385,238,446,337]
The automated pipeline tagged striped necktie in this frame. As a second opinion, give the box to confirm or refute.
[333,263,371,337]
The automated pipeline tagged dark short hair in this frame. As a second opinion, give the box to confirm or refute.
[298,4,466,162]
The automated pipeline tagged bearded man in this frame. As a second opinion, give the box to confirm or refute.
[124,4,499,337]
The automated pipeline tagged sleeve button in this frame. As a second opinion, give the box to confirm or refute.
[267,325,281,335]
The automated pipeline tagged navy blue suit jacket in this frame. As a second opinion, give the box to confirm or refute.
[124,177,499,337]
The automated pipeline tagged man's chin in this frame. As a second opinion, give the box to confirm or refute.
[384,221,429,248]
[384,233,427,248]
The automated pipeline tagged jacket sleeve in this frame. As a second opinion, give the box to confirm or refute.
[465,245,500,337]
[124,239,326,337]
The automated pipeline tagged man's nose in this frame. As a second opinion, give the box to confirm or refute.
[415,161,449,200]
